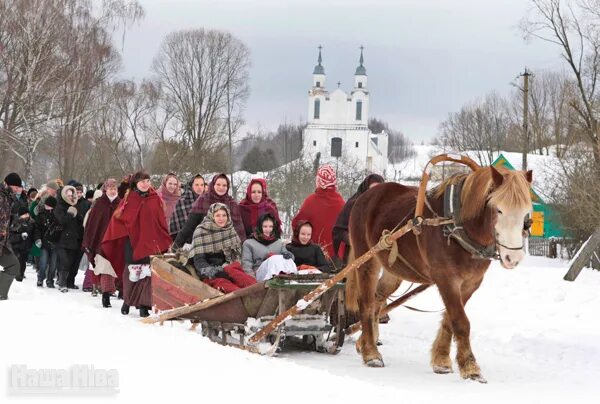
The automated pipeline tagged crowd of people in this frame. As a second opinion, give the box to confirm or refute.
[0,166,385,319]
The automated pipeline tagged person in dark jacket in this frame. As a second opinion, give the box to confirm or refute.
[332,173,384,265]
[286,220,334,273]
[0,173,23,300]
[34,196,59,288]
[54,185,84,292]
[8,206,34,281]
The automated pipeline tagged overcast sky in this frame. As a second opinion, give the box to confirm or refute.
[119,0,563,142]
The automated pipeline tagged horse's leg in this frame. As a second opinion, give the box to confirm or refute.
[375,271,401,330]
[435,277,486,383]
[356,261,384,367]
[430,312,453,374]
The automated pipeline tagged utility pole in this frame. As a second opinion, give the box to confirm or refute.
[520,68,531,171]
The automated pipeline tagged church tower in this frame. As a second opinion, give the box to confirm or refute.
[308,46,328,124]
[312,45,326,89]
[351,46,369,126]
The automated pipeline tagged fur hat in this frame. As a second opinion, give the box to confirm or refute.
[316,165,337,189]
[4,172,22,187]
[60,185,78,206]
[46,181,60,191]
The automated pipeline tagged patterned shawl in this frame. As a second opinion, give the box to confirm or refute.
[169,185,198,236]
[189,203,241,264]
[190,173,245,242]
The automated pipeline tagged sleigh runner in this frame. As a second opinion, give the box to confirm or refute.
[146,256,346,355]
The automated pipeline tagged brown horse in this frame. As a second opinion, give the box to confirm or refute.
[345,166,532,383]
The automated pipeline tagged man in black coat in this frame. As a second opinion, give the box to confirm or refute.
[54,185,84,292]
[0,173,23,300]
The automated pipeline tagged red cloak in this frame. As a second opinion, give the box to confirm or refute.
[81,194,120,263]
[291,187,345,258]
[101,188,171,279]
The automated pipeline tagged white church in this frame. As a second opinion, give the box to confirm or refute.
[301,47,389,174]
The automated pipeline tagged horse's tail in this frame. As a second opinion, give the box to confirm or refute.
[345,248,359,313]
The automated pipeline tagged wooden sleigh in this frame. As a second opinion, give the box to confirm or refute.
[145,256,346,355]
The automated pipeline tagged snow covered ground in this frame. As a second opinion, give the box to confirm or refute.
[1,255,599,403]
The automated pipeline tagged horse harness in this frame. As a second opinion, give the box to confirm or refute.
[441,178,500,260]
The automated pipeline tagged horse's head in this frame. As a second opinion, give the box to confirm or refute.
[460,166,533,269]
[488,167,533,269]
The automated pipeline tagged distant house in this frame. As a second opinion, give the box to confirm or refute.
[492,153,564,238]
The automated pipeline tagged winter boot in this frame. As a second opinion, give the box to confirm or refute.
[37,280,43,287]
[139,306,150,318]
[102,292,111,308]
[91,286,99,297]
[121,302,129,315]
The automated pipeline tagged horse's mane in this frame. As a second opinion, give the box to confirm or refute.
[433,167,531,221]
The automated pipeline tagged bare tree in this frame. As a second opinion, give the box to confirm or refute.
[521,0,600,175]
[0,0,144,183]
[152,28,251,171]
[439,92,509,166]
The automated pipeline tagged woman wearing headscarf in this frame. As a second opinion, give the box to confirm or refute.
[157,173,181,223]
[241,213,295,281]
[102,171,172,317]
[239,178,281,238]
[190,203,256,293]
[169,174,204,238]
[332,173,384,264]
[81,179,121,306]
[286,220,334,273]
[173,174,245,249]
[291,165,345,259]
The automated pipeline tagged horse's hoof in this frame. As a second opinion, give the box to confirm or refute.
[432,365,453,374]
[465,374,487,384]
[365,358,385,368]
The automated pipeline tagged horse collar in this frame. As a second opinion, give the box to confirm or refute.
[443,178,499,260]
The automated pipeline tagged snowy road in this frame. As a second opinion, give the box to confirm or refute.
[1,256,598,403]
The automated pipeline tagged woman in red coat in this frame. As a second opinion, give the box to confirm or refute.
[102,171,172,317]
[291,165,345,259]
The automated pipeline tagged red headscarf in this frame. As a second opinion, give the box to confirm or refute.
[101,188,172,279]
[239,178,281,238]
[190,174,246,241]
[157,173,181,221]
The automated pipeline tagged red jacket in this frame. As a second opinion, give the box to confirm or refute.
[291,187,345,258]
